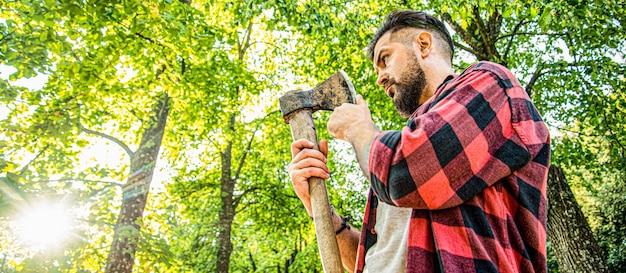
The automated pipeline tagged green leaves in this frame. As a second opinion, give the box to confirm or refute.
[538,6,553,31]
[1,0,625,271]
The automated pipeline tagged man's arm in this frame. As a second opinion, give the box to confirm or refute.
[367,64,545,210]
[331,210,360,272]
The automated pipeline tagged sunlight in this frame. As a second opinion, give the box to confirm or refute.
[13,202,73,251]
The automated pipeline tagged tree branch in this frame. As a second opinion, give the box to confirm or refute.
[0,30,15,43]
[453,41,478,56]
[88,183,119,199]
[442,13,480,51]
[502,19,527,61]
[233,186,260,210]
[234,128,259,182]
[17,145,50,175]
[497,31,569,42]
[472,7,494,57]
[525,62,545,96]
[80,124,135,157]
[134,32,156,44]
[241,21,254,59]
[31,178,123,187]
[155,64,167,80]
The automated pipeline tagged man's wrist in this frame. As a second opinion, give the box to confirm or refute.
[335,216,351,235]
[308,205,351,235]
[348,128,379,177]
[345,124,380,147]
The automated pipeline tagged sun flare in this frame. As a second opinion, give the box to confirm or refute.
[13,202,73,250]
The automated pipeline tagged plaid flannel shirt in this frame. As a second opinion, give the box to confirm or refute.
[356,62,550,273]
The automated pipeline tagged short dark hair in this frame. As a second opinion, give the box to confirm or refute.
[367,10,454,62]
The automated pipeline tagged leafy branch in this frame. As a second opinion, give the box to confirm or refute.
[580,74,626,159]
[497,31,569,42]
[525,62,545,96]
[442,13,481,58]
[546,122,605,138]
[234,127,259,182]
[472,6,501,62]
[17,145,50,175]
[233,186,260,211]
[0,30,16,43]
[80,123,135,157]
[31,178,123,187]
[502,18,528,62]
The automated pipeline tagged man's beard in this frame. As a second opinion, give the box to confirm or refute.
[393,53,427,118]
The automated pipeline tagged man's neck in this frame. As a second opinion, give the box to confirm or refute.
[420,65,454,105]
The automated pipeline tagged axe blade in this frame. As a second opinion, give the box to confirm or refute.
[279,70,356,123]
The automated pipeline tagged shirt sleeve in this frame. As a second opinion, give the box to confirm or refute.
[368,63,545,210]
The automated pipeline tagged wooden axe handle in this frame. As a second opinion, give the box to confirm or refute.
[288,110,343,273]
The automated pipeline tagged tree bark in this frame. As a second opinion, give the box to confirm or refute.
[217,138,235,273]
[547,164,608,273]
[104,94,170,273]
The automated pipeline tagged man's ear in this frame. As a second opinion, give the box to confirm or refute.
[413,31,433,58]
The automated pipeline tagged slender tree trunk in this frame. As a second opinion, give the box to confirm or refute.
[547,164,608,273]
[217,138,235,273]
[104,94,170,273]
[213,23,255,272]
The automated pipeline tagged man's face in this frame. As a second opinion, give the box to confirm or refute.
[373,30,427,118]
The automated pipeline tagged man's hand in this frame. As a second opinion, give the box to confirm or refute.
[327,95,379,143]
[328,95,381,176]
[288,139,330,217]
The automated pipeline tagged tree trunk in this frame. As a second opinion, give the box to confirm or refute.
[217,138,235,273]
[547,164,608,273]
[104,94,170,273]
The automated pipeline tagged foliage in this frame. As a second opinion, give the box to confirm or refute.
[1,0,624,272]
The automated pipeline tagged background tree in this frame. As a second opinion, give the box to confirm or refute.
[1,0,624,272]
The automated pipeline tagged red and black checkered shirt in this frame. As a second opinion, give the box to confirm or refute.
[356,62,550,273]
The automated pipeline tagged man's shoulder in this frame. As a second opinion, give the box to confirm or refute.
[460,61,520,88]
[466,61,515,76]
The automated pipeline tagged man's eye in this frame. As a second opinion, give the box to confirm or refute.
[382,55,388,65]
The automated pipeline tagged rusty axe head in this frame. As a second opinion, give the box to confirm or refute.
[279,70,356,123]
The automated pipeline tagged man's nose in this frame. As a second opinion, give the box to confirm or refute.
[376,72,389,87]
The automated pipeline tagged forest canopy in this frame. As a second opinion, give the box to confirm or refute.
[1,0,624,272]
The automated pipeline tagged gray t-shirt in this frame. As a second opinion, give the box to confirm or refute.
[363,202,412,273]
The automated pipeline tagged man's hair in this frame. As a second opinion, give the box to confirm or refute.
[367,10,454,62]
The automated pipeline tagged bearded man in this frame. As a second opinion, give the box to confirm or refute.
[288,10,551,273]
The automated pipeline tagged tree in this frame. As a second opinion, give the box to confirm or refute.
[1,1,208,271]
[547,165,607,272]
[426,0,624,271]
[1,0,624,272]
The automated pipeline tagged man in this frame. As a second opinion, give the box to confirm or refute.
[288,10,550,273]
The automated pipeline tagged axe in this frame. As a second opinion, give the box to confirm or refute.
[279,70,356,273]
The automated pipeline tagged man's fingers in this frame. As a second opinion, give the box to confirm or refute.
[290,139,315,158]
[287,139,330,216]
[289,156,330,175]
[319,139,329,157]
[288,138,331,184]
[292,147,327,164]
[291,139,328,161]
[290,166,330,181]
